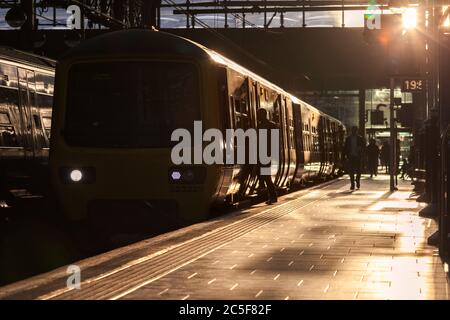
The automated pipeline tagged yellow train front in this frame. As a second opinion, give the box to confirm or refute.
[50,30,345,234]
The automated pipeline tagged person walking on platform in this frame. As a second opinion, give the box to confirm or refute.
[344,126,365,190]
[366,139,380,178]
[257,108,278,204]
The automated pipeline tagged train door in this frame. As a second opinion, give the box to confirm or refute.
[318,116,325,176]
[292,102,304,184]
[27,71,48,161]
[18,68,38,161]
[245,80,261,196]
[34,72,54,159]
[273,95,287,187]
[280,97,296,188]
[228,73,252,199]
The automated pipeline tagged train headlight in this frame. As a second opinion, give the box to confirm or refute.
[70,169,83,182]
[59,167,96,184]
[171,170,182,181]
[168,166,206,184]
[184,169,195,182]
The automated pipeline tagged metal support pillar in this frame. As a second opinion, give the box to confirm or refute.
[390,77,398,192]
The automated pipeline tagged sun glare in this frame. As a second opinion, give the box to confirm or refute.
[402,8,418,29]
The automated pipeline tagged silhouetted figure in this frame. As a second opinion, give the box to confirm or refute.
[366,139,380,178]
[257,108,278,204]
[396,139,401,175]
[344,126,365,190]
[400,158,410,180]
[380,141,390,174]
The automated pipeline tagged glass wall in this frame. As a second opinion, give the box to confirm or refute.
[365,88,414,161]
[365,88,413,130]
[301,91,360,129]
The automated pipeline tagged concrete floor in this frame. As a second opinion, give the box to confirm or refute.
[122,176,450,300]
[1,175,448,300]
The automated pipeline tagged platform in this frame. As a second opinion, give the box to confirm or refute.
[0,176,449,300]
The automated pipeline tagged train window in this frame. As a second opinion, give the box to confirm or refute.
[0,88,20,147]
[0,112,10,125]
[33,114,42,128]
[0,113,19,147]
[65,61,200,148]
[0,63,18,88]
[36,93,53,109]
[33,114,48,147]
[0,126,19,147]
[0,87,20,147]
[289,127,295,149]
[0,86,19,107]
[272,98,280,124]
[42,117,51,128]
[35,73,54,95]
[231,80,249,129]
[1,74,7,85]
[42,117,51,139]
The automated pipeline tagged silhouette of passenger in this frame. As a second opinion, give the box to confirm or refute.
[344,126,364,190]
[380,141,390,174]
[257,108,278,204]
[366,139,380,178]
[400,158,410,180]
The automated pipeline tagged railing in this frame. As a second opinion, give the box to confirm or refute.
[439,124,450,259]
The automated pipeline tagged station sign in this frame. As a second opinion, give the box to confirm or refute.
[402,79,425,92]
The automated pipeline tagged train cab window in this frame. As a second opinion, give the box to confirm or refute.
[65,61,200,148]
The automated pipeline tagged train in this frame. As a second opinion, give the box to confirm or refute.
[49,30,346,233]
[0,47,55,199]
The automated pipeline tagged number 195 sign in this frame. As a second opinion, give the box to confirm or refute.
[402,79,425,92]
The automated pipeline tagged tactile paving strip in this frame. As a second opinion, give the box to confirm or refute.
[47,180,346,300]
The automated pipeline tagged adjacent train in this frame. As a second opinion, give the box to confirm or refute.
[50,30,345,232]
[0,47,55,197]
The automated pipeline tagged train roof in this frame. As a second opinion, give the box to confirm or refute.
[61,29,344,127]
[0,47,56,71]
[192,40,344,126]
[60,29,208,61]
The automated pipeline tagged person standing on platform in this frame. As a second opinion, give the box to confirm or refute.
[344,126,365,190]
[380,141,390,174]
[257,108,278,204]
[366,139,380,178]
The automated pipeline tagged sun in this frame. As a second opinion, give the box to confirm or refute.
[402,8,417,29]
